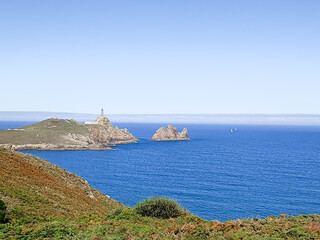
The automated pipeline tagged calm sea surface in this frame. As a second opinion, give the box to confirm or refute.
[1,121,320,221]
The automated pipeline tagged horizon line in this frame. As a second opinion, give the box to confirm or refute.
[1,111,320,116]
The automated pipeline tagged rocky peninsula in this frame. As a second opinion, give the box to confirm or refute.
[0,112,137,150]
[150,125,189,141]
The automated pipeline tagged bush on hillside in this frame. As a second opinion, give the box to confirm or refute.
[0,199,7,223]
[134,197,186,219]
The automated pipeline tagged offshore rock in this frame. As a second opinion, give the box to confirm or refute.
[150,125,189,141]
[0,116,138,150]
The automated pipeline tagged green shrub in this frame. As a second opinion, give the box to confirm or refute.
[30,224,79,239]
[286,227,310,238]
[134,197,186,219]
[0,200,7,223]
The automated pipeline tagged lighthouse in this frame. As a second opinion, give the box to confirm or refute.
[84,109,106,125]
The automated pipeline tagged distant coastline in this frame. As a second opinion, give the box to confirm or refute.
[1,111,320,125]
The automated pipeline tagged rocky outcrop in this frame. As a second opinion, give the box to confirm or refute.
[150,125,189,141]
[86,116,138,146]
[0,116,137,150]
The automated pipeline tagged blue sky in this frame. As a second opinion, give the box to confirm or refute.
[0,1,319,114]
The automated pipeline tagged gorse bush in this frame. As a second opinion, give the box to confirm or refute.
[0,199,6,223]
[134,197,186,219]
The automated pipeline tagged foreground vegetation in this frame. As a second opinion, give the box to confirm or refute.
[1,149,319,239]
[1,204,319,239]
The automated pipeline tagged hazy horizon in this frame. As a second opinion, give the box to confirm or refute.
[1,111,320,126]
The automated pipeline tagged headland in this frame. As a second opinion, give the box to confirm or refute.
[0,109,137,150]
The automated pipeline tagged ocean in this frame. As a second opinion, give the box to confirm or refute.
[1,121,319,221]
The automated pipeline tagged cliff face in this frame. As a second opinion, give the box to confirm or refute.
[86,116,138,145]
[150,125,189,141]
[0,117,137,150]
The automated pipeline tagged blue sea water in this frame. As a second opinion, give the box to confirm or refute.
[1,121,320,221]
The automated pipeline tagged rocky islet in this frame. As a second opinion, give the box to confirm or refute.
[150,124,189,141]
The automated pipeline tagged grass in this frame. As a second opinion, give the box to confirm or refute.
[1,209,319,239]
[0,118,90,146]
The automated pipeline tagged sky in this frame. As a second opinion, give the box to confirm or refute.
[0,1,319,115]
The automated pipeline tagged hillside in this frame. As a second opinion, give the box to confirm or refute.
[0,116,137,150]
[0,148,123,219]
[0,149,319,239]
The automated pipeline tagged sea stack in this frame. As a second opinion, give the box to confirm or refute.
[150,125,189,141]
